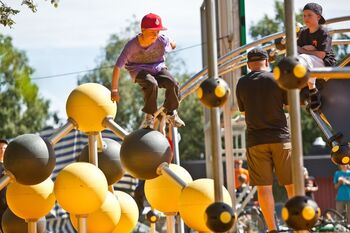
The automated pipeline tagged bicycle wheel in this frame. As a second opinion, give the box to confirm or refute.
[323,208,344,223]
[237,207,267,233]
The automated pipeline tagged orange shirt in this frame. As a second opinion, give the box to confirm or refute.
[234,168,250,189]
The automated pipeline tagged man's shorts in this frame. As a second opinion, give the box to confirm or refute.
[246,142,292,186]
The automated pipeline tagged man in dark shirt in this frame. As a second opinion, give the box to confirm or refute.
[236,48,294,233]
[0,139,8,233]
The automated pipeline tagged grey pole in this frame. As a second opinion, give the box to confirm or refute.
[103,117,128,140]
[48,119,76,145]
[77,215,87,233]
[284,0,305,196]
[0,175,11,191]
[205,0,224,202]
[88,133,98,166]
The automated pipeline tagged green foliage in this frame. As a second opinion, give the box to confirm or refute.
[0,34,50,138]
[0,0,58,27]
[78,17,205,160]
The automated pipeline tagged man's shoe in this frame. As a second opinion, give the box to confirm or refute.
[141,114,154,129]
[166,111,185,128]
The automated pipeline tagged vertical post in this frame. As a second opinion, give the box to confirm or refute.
[27,220,37,233]
[88,133,98,167]
[206,0,224,202]
[166,214,175,233]
[284,0,305,196]
[77,215,87,233]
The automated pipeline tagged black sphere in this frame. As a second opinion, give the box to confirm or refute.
[1,208,46,233]
[274,57,309,90]
[274,37,286,51]
[282,196,320,230]
[4,134,55,185]
[78,138,125,185]
[145,210,160,223]
[331,144,350,165]
[197,78,231,108]
[120,128,172,179]
[205,202,236,232]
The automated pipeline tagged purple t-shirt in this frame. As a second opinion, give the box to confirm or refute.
[115,34,173,80]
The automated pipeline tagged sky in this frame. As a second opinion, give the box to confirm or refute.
[2,0,350,122]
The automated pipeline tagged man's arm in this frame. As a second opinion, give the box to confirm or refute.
[298,46,326,59]
[111,66,121,102]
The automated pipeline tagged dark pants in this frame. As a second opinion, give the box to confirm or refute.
[135,69,180,115]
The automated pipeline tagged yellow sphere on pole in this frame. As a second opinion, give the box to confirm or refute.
[54,162,108,215]
[70,192,121,233]
[178,178,232,232]
[6,178,55,220]
[145,164,193,213]
[66,83,117,132]
[112,191,139,233]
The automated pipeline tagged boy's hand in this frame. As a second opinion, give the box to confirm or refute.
[111,90,120,103]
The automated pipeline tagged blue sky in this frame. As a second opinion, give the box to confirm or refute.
[3,0,350,121]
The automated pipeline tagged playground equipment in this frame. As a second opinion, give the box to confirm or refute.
[1,208,46,233]
[197,77,230,108]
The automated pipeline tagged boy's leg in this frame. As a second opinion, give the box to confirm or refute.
[135,71,158,128]
[155,69,185,127]
[135,71,159,114]
[155,69,180,113]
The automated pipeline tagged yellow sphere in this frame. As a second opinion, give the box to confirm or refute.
[214,86,226,98]
[273,67,281,80]
[6,178,55,220]
[179,179,232,232]
[302,206,316,221]
[293,64,307,78]
[66,83,117,132]
[281,207,289,221]
[342,157,350,164]
[112,191,139,233]
[197,87,203,99]
[145,164,193,213]
[70,192,121,233]
[54,162,108,215]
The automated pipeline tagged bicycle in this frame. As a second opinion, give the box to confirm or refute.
[311,208,350,232]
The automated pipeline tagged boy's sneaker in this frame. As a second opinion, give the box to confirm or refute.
[166,111,185,128]
[141,114,154,129]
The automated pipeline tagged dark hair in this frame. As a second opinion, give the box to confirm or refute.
[0,139,8,145]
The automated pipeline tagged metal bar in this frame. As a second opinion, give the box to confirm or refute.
[309,110,339,150]
[97,132,104,152]
[102,117,128,140]
[48,119,75,145]
[77,215,87,233]
[329,28,350,34]
[157,162,187,188]
[310,67,350,78]
[88,133,98,166]
[0,175,11,191]
[206,0,224,203]
[171,127,181,166]
[166,214,175,233]
[236,186,257,216]
[27,220,37,233]
[332,39,350,45]
[326,16,350,25]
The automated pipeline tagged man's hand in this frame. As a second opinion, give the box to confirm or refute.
[111,90,120,103]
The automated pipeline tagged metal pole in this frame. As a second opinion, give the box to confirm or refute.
[88,133,98,166]
[309,67,350,78]
[0,175,11,191]
[284,0,305,196]
[27,220,37,233]
[97,132,105,152]
[77,215,88,233]
[48,119,75,145]
[206,0,224,202]
[166,214,176,233]
[103,117,128,140]
[157,163,187,188]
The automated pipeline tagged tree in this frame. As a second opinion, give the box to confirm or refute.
[0,0,58,27]
[0,34,51,138]
[78,17,204,160]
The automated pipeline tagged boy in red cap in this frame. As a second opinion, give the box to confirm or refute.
[111,13,185,129]
[297,3,336,111]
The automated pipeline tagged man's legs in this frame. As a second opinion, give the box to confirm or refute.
[257,185,277,232]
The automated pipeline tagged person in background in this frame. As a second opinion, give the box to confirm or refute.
[334,164,350,223]
[234,159,250,193]
[304,167,318,199]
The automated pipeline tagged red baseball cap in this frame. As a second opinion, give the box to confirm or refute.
[141,13,167,31]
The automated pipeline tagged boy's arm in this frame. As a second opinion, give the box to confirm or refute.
[111,66,121,102]
[298,46,326,59]
[170,40,176,50]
